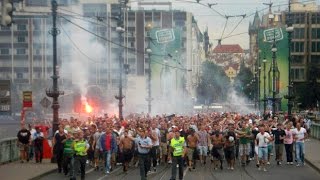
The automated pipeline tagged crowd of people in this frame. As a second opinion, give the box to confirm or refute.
[16,112,312,180]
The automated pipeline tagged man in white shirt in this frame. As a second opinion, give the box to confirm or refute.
[256,125,273,171]
[292,122,308,166]
[150,123,161,172]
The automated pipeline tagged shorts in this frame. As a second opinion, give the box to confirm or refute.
[19,143,29,151]
[258,147,268,160]
[123,149,133,163]
[160,142,168,156]
[211,147,224,160]
[197,146,208,156]
[224,147,235,160]
[254,146,259,155]
[187,148,195,160]
[239,143,250,156]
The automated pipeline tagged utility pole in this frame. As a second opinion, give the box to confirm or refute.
[46,0,64,134]
[263,57,267,116]
[285,0,294,120]
[271,37,277,117]
[115,0,127,120]
[146,23,153,114]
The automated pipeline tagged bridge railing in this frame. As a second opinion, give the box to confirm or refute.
[0,137,19,164]
[311,122,320,140]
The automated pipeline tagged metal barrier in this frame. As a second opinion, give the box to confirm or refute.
[311,122,320,140]
[0,137,19,164]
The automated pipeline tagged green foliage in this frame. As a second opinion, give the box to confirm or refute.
[233,62,254,99]
[196,61,230,104]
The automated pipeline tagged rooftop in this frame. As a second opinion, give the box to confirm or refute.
[212,44,244,53]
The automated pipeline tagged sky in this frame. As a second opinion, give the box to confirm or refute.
[130,0,320,49]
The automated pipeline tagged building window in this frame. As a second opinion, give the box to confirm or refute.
[311,42,320,53]
[35,49,41,55]
[25,0,48,7]
[1,26,10,31]
[0,49,9,55]
[291,68,305,81]
[293,42,304,53]
[17,73,23,79]
[17,36,26,43]
[311,55,320,64]
[294,28,304,39]
[291,55,304,64]
[17,24,27,31]
[16,49,26,55]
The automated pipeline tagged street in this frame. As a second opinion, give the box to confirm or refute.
[41,159,320,180]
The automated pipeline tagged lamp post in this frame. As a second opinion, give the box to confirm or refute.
[258,66,261,111]
[263,58,267,115]
[146,23,153,114]
[271,39,278,117]
[46,0,64,134]
[114,0,128,120]
[285,0,294,119]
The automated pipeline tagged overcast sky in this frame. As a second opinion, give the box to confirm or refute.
[130,0,320,49]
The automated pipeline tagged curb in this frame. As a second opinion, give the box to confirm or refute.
[29,169,57,180]
[305,158,320,174]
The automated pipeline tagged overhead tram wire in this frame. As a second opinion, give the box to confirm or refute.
[59,25,105,64]
[59,15,191,72]
[174,0,225,18]
[223,14,246,39]
[220,16,229,40]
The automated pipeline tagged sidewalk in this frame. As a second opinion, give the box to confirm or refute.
[305,138,320,173]
[0,159,56,180]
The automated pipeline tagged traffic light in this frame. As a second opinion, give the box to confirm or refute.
[1,0,14,27]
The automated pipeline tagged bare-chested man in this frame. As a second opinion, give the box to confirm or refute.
[120,130,134,172]
[187,128,198,171]
[211,125,225,170]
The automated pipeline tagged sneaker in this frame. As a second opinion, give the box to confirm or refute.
[106,171,110,174]
[279,162,282,165]
[168,160,172,164]
[287,162,290,165]
[153,167,157,172]
[296,164,300,167]
[267,162,270,165]
[231,167,234,170]
[263,168,267,172]
[290,162,293,165]
[177,165,179,168]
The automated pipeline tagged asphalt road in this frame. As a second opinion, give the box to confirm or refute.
[40,158,320,180]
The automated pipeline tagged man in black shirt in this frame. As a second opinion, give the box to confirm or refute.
[272,123,286,165]
[17,124,31,163]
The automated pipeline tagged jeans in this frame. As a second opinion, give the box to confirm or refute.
[34,144,43,163]
[151,146,159,168]
[63,155,73,176]
[284,144,293,162]
[275,144,284,161]
[55,149,64,172]
[171,156,184,180]
[295,142,305,164]
[138,154,150,180]
[249,141,255,158]
[104,150,112,172]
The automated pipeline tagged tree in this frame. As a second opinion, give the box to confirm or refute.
[233,61,254,100]
[196,61,230,104]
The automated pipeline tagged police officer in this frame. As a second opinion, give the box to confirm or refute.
[168,128,186,180]
[71,130,89,180]
[130,128,152,180]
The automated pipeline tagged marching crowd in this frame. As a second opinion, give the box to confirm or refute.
[16,112,311,180]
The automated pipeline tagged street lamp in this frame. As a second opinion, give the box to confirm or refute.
[258,66,261,111]
[115,20,125,120]
[46,0,64,135]
[146,23,153,114]
[285,0,294,119]
[270,39,279,117]
[262,58,267,116]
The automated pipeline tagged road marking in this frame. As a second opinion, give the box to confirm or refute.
[183,166,188,177]
[85,168,94,174]
[96,167,121,180]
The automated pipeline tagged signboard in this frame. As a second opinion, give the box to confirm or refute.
[263,28,283,42]
[259,27,288,111]
[156,29,175,43]
[23,91,32,108]
[40,97,51,108]
[0,80,11,114]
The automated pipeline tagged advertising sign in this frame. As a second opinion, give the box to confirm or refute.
[23,91,32,108]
